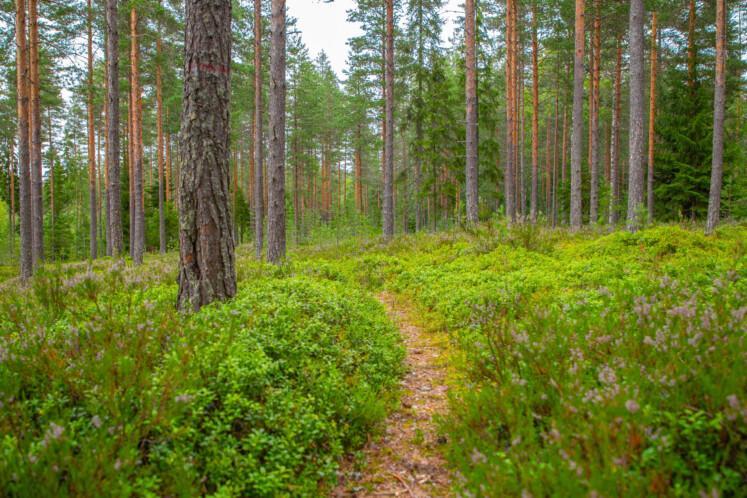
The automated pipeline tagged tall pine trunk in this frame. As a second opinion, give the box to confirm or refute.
[589,0,601,223]
[609,37,622,225]
[530,1,539,224]
[16,0,32,279]
[647,12,658,223]
[106,0,123,255]
[706,0,726,234]
[626,0,645,231]
[130,8,144,264]
[29,0,43,266]
[414,1,424,231]
[505,0,515,223]
[355,125,363,214]
[465,0,478,224]
[157,27,166,254]
[178,0,235,311]
[87,0,97,260]
[382,0,394,239]
[267,0,286,262]
[570,0,585,230]
[253,0,264,259]
[8,141,15,260]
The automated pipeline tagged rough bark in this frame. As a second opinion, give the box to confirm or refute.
[465,0,478,224]
[166,108,172,202]
[505,0,515,222]
[253,0,264,259]
[157,29,166,254]
[589,0,601,223]
[530,1,539,224]
[130,8,144,264]
[545,118,551,213]
[570,0,585,230]
[561,106,567,184]
[106,0,123,255]
[355,126,363,213]
[706,0,726,234]
[267,0,286,262]
[626,0,646,231]
[87,0,97,260]
[293,73,300,243]
[29,0,42,266]
[128,83,134,257]
[16,0,32,279]
[104,38,111,256]
[414,1,424,231]
[647,12,658,223]
[49,111,55,253]
[178,0,235,311]
[8,141,14,260]
[383,0,394,239]
[609,38,622,225]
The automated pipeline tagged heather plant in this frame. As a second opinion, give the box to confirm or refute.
[297,223,746,497]
[0,255,403,496]
[382,224,747,497]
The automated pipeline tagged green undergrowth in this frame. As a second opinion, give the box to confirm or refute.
[2,223,745,497]
[0,251,404,496]
[295,223,747,497]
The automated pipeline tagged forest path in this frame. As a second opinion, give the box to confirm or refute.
[334,292,452,497]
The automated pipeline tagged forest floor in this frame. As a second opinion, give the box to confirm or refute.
[334,292,452,497]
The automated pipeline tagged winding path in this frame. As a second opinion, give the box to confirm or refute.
[334,292,451,497]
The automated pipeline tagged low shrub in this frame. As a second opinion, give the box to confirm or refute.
[0,259,403,496]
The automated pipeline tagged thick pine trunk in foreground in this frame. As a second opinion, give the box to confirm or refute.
[383,0,394,239]
[16,0,32,280]
[570,0,584,230]
[626,0,645,231]
[106,0,123,256]
[178,0,235,311]
[464,0,478,225]
[253,0,264,259]
[29,0,43,266]
[87,0,97,260]
[267,0,286,262]
[706,0,726,235]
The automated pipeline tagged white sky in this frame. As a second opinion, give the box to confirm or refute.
[287,0,463,77]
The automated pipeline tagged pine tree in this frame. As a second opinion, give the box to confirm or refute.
[382,0,395,239]
[178,0,235,311]
[627,0,645,231]
[87,0,96,259]
[16,0,32,279]
[29,0,43,266]
[646,11,658,222]
[253,0,264,259]
[106,0,123,256]
[267,0,286,262]
[706,0,726,234]
[570,0,584,230]
[464,0,478,224]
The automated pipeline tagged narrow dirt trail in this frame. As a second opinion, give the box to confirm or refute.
[334,292,451,497]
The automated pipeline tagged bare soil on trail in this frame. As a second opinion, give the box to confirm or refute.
[333,292,452,497]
